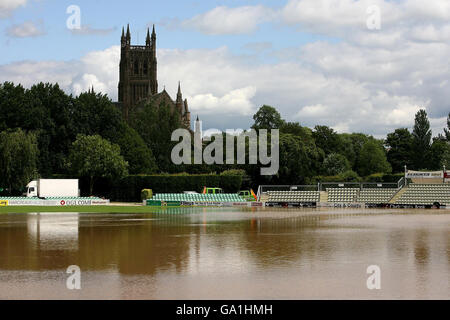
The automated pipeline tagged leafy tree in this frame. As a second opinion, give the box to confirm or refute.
[69,134,128,195]
[312,125,341,156]
[276,133,321,185]
[131,100,183,173]
[280,122,313,141]
[0,82,73,176]
[116,124,157,174]
[0,82,27,132]
[252,105,285,130]
[429,138,449,170]
[358,139,392,176]
[340,170,361,182]
[322,153,351,176]
[440,142,450,168]
[0,129,39,194]
[444,112,450,141]
[72,91,123,140]
[412,109,432,169]
[73,91,156,174]
[385,128,413,173]
[28,83,74,176]
[346,133,370,172]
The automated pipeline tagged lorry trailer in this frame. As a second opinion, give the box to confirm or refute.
[26,179,79,198]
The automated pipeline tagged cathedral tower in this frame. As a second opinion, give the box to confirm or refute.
[117,25,190,129]
[118,24,158,121]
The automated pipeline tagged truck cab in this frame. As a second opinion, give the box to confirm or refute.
[203,187,223,194]
[26,180,38,197]
[239,190,257,201]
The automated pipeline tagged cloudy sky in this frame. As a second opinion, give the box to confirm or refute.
[0,0,449,137]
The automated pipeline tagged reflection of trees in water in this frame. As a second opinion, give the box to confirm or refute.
[413,229,430,296]
[0,211,448,280]
[0,213,195,276]
[0,214,80,271]
[77,214,194,275]
[447,231,450,269]
[413,230,430,267]
[238,213,382,268]
[0,215,37,270]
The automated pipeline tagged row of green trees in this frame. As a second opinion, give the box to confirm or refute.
[246,105,449,186]
[0,81,449,195]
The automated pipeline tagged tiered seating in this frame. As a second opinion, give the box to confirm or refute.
[327,188,359,202]
[153,193,246,202]
[357,188,398,204]
[266,191,320,203]
[395,184,450,205]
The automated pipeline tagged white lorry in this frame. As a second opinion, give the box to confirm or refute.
[26,179,80,198]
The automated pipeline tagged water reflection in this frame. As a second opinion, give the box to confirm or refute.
[0,208,449,299]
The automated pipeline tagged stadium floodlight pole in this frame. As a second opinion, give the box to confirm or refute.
[443,165,446,184]
[404,165,408,187]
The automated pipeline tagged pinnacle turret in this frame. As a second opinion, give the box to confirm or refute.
[126,24,130,40]
[146,28,151,46]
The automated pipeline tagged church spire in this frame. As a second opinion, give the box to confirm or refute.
[151,24,156,57]
[126,24,130,41]
[176,82,184,114]
[146,27,151,46]
[121,26,126,47]
[177,82,182,99]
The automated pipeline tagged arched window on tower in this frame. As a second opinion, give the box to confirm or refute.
[134,60,139,75]
[143,62,148,75]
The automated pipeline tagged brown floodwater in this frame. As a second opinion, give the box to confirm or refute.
[0,208,449,300]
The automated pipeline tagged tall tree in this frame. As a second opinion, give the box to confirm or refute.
[312,125,341,156]
[322,153,351,176]
[385,128,413,173]
[358,139,392,176]
[337,133,368,170]
[276,133,320,185]
[412,109,432,169]
[444,112,450,141]
[0,129,39,195]
[252,105,285,130]
[131,100,183,173]
[69,134,128,195]
[73,91,156,174]
[27,83,74,176]
[429,138,449,170]
[440,142,450,168]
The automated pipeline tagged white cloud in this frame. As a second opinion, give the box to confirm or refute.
[0,46,120,99]
[279,0,450,47]
[1,42,447,137]
[6,20,45,37]
[181,5,275,35]
[0,0,27,18]
[1,0,450,137]
[187,86,257,116]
